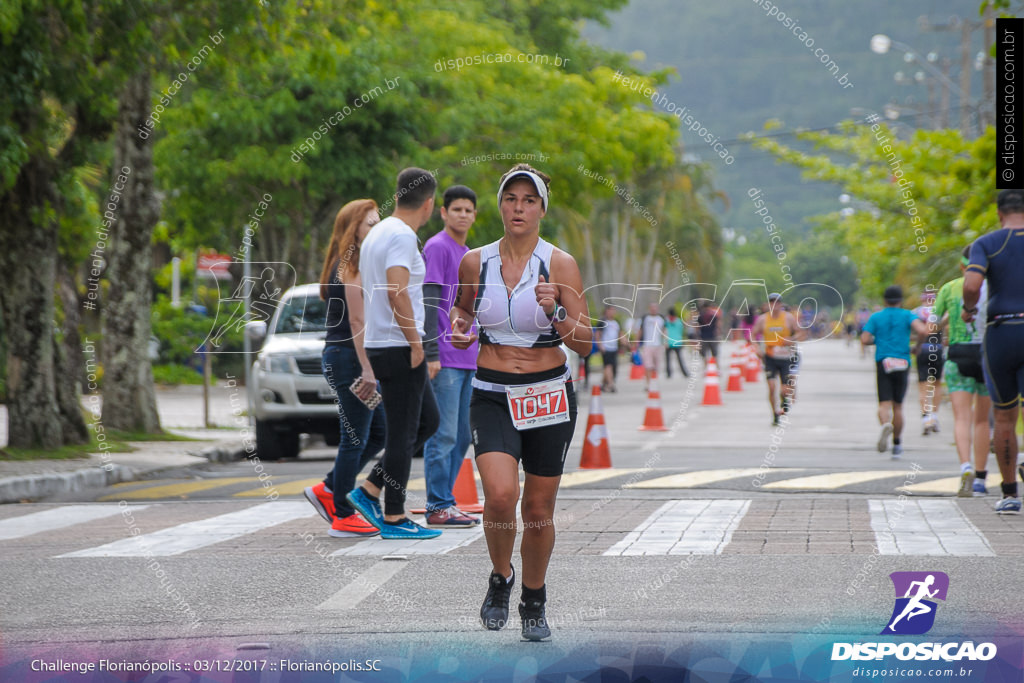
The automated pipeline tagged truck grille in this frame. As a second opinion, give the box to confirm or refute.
[297,391,336,405]
[295,357,323,375]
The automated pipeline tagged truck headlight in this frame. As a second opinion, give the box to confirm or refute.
[262,354,292,373]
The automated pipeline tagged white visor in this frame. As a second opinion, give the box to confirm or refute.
[497,171,548,210]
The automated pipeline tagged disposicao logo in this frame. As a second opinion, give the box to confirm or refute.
[881,571,948,635]
[831,571,998,662]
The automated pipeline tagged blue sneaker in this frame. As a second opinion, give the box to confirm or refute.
[995,497,1022,515]
[891,443,903,459]
[346,488,384,529]
[379,517,442,540]
[973,480,988,496]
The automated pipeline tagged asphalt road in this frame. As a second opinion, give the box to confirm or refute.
[3,339,1022,681]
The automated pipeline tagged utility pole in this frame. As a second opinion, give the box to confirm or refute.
[982,6,995,129]
[918,13,988,137]
[960,20,972,135]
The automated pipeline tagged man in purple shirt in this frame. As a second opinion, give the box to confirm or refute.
[422,185,481,526]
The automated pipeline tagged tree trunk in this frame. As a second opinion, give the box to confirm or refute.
[101,70,162,433]
[0,158,64,449]
[56,261,91,444]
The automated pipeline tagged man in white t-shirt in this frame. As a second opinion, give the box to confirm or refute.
[346,167,442,540]
[634,302,666,389]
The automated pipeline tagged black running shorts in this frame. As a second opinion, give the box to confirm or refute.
[470,366,578,477]
[876,361,910,404]
[916,350,944,383]
[764,355,794,383]
[983,321,1024,409]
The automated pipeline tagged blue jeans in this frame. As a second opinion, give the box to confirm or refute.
[321,344,386,518]
[423,367,474,512]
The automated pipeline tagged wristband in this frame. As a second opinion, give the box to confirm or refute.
[962,304,978,314]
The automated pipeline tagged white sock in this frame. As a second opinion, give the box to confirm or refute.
[961,462,972,473]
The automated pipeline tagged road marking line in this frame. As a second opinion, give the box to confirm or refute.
[869,499,994,556]
[559,468,642,487]
[57,501,316,557]
[234,478,320,497]
[330,527,484,556]
[316,560,408,610]
[762,471,905,490]
[99,477,256,501]
[0,505,150,541]
[627,469,803,489]
[901,473,1007,495]
[603,499,750,556]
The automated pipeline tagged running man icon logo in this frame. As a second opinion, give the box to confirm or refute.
[880,571,949,635]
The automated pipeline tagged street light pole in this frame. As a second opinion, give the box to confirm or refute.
[870,34,976,137]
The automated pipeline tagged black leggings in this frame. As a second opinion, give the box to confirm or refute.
[365,346,440,516]
[665,346,689,377]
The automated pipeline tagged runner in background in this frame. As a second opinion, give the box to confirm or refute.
[697,301,720,364]
[963,189,1024,514]
[856,305,872,358]
[596,306,622,393]
[664,306,690,379]
[932,245,990,497]
[634,302,665,389]
[752,293,803,426]
[861,285,928,458]
[913,291,944,436]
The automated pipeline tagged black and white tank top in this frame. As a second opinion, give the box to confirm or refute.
[474,238,561,348]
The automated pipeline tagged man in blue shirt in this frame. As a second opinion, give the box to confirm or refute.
[963,188,1024,514]
[861,285,928,458]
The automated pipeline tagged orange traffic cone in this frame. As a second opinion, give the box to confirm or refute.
[726,351,744,392]
[452,455,484,513]
[629,361,645,380]
[411,452,483,515]
[638,380,668,431]
[702,356,723,405]
[579,386,612,469]
[744,344,760,383]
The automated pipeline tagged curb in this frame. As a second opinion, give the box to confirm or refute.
[0,439,247,504]
[198,443,248,464]
[0,465,135,504]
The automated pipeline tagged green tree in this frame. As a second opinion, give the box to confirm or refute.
[749,122,995,299]
[0,1,124,448]
[157,1,723,321]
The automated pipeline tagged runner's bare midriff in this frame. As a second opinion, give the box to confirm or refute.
[478,344,567,374]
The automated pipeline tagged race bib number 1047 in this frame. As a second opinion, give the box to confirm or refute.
[506,380,570,431]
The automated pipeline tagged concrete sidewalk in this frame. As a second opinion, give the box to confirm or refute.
[0,382,246,504]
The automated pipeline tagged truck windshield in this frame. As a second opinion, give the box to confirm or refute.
[274,295,328,334]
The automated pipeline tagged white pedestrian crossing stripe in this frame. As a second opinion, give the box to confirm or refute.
[604,499,750,556]
[56,501,316,558]
[0,504,150,541]
[869,499,994,556]
[0,496,1007,559]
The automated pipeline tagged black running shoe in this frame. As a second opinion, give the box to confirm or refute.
[781,396,790,414]
[480,566,514,630]
[519,597,551,641]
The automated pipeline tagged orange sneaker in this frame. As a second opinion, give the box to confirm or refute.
[304,482,336,523]
[329,514,381,538]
